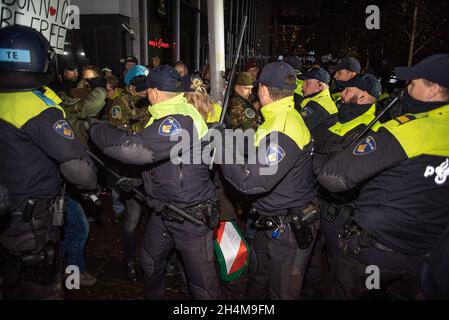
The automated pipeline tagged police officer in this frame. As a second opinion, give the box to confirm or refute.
[298,67,338,134]
[330,57,361,103]
[313,73,382,157]
[220,61,317,299]
[316,54,449,299]
[312,73,382,261]
[228,72,262,131]
[0,25,97,299]
[88,65,224,300]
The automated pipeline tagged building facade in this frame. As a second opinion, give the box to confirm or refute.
[64,0,271,76]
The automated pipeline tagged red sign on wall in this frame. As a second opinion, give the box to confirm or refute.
[148,38,170,49]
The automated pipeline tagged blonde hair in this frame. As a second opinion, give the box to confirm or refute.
[184,77,214,120]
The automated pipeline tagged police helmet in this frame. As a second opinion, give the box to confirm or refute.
[0,25,55,91]
[124,64,149,85]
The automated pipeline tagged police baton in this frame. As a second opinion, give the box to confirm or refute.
[209,16,248,169]
[86,150,205,226]
[342,90,404,149]
[219,15,248,125]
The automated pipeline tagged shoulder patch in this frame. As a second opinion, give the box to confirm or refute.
[301,106,313,118]
[158,116,182,136]
[266,143,286,165]
[111,106,122,119]
[53,120,74,140]
[353,136,376,156]
[394,115,415,125]
[245,108,256,119]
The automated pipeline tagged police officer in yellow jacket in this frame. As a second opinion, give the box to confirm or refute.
[316,54,449,299]
[313,73,382,260]
[330,57,361,104]
[299,67,338,134]
[220,62,318,299]
[88,65,224,300]
[313,73,382,160]
[0,26,97,299]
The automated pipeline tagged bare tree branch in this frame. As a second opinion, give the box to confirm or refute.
[414,28,423,39]
[404,29,411,39]
[413,30,449,57]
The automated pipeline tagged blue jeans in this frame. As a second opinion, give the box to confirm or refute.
[62,196,89,273]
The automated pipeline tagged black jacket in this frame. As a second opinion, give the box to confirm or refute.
[317,103,449,255]
[0,108,97,209]
[90,115,216,208]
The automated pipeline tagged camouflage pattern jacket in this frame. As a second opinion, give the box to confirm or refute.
[228,92,262,131]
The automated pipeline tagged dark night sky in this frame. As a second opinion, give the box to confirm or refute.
[272,0,322,17]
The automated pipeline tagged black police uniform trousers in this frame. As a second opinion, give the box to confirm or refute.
[323,218,425,299]
[245,219,319,300]
[0,209,62,299]
[121,193,142,264]
[140,213,225,300]
[320,205,353,261]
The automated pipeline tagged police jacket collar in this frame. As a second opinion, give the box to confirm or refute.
[148,93,186,118]
[302,90,322,100]
[402,90,449,115]
[147,93,209,139]
[260,96,295,120]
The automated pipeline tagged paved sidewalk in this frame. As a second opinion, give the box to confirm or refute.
[66,194,248,300]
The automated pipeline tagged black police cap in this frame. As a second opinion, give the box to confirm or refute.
[335,73,382,99]
[332,57,361,74]
[299,67,331,84]
[395,54,449,89]
[258,61,296,90]
[136,65,183,93]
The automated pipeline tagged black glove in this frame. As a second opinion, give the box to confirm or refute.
[83,117,103,132]
[87,77,106,90]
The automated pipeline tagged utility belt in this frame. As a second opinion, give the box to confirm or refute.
[18,196,65,228]
[339,218,397,254]
[13,188,65,253]
[3,194,64,286]
[160,197,220,229]
[0,241,60,286]
[253,201,319,249]
[321,202,354,223]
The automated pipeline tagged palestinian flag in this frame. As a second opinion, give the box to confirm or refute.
[213,220,250,282]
